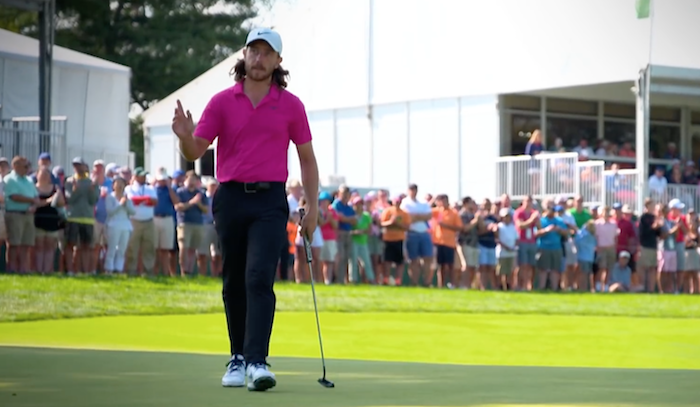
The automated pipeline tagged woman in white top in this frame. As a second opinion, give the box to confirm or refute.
[104,178,135,273]
[496,208,518,291]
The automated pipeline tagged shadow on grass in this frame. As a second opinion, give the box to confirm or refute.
[0,347,697,407]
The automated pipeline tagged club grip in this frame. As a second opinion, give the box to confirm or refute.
[298,208,313,264]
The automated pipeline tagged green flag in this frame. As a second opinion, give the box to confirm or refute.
[636,0,651,19]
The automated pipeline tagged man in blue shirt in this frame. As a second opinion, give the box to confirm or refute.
[91,160,113,274]
[31,152,61,186]
[175,171,208,276]
[331,185,356,284]
[154,168,180,276]
[536,200,569,290]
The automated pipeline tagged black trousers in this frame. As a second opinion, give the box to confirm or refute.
[212,181,288,364]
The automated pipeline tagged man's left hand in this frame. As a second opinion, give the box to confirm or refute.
[300,208,318,240]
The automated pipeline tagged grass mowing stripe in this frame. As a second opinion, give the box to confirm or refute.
[1,313,699,370]
[2,275,700,322]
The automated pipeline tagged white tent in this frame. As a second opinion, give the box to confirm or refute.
[0,28,132,169]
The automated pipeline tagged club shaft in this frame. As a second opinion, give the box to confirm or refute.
[299,209,328,378]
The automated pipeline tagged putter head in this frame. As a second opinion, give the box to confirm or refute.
[318,378,335,388]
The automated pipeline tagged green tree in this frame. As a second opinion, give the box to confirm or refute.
[130,115,145,167]
[0,0,259,110]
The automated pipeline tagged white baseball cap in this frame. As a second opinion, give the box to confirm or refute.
[246,27,283,55]
[669,198,685,210]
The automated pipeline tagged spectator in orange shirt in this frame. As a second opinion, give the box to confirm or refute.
[381,196,411,286]
[431,195,463,288]
[280,212,299,281]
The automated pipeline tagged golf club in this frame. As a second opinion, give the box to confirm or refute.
[298,208,335,389]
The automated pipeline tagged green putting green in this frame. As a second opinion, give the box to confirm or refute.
[1,346,698,407]
[1,312,700,406]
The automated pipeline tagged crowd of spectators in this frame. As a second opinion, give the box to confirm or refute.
[2,151,699,295]
[0,153,220,276]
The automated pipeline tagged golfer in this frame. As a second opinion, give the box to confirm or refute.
[171,27,319,392]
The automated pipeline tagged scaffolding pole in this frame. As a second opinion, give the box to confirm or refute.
[38,0,55,133]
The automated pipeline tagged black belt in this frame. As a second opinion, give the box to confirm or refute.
[225,181,283,193]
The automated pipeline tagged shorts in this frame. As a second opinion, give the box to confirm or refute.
[596,247,617,269]
[537,249,562,272]
[406,231,433,260]
[564,240,577,266]
[685,248,700,271]
[578,261,593,274]
[296,227,324,248]
[459,244,479,268]
[658,250,677,272]
[497,257,515,275]
[368,234,384,256]
[517,243,538,266]
[320,239,337,262]
[0,209,6,240]
[478,245,497,266]
[436,245,455,265]
[154,216,176,250]
[638,247,658,268]
[65,222,94,246]
[383,240,404,264]
[93,222,107,246]
[5,211,35,246]
[198,223,220,257]
[675,244,686,272]
[35,227,60,239]
[177,223,204,250]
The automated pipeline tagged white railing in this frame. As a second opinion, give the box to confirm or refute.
[495,152,700,213]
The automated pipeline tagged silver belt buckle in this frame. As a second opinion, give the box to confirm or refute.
[243,183,257,194]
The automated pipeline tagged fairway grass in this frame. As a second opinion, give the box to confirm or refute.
[1,313,699,370]
[1,346,698,407]
[2,275,700,322]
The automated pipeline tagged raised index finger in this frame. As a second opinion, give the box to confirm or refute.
[176,100,184,115]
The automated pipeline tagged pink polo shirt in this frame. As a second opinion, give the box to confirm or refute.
[194,81,312,183]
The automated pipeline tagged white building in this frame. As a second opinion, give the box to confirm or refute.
[0,28,132,169]
[142,0,700,201]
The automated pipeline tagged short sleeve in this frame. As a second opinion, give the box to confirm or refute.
[288,97,312,145]
[194,94,223,143]
[3,178,17,196]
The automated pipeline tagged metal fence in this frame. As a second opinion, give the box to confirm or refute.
[0,127,67,168]
[496,152,700,213]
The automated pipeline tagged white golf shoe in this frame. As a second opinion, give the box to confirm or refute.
[221,354,246,387]
[246,362,277,392]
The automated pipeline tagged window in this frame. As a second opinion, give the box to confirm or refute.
[604,103,635,119]
[503,95,541,111]
[547,98,598,116]
[604,121,635,146]
[510,113,541,154]
[650,125,681,158]
[546,117,598,150]
[650,106,681,122]
[691,111,700,125]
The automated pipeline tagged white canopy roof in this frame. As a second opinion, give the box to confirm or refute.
[0,28,130,74]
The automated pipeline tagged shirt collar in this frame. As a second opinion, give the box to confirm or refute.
[232,80,281,101]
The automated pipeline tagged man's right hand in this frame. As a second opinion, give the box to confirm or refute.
[172,100,196,139]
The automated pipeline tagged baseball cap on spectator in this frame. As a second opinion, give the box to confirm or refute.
[619,251,631,259]
[133,166,148,177]
[612,202,622,210]
[655,165,665,172]
[52,165,64,177]
[155,168,169,181]
[72,157,86,166]
[39,152,51,161]
[555,196,567,204]
[319,191,332,201]
[622,204,633,214]
[350,197,362,206]
[669,198,685,210]
[246,27,283,55]
[0,157,8,165]
[364,190,377,202]
[392,195,404,205]
[93,159,105,167]
[499,207,511,217]
[591,205,599,214]
[687,160,695,167]
[172,169,185,179]
[554,205,564,212]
